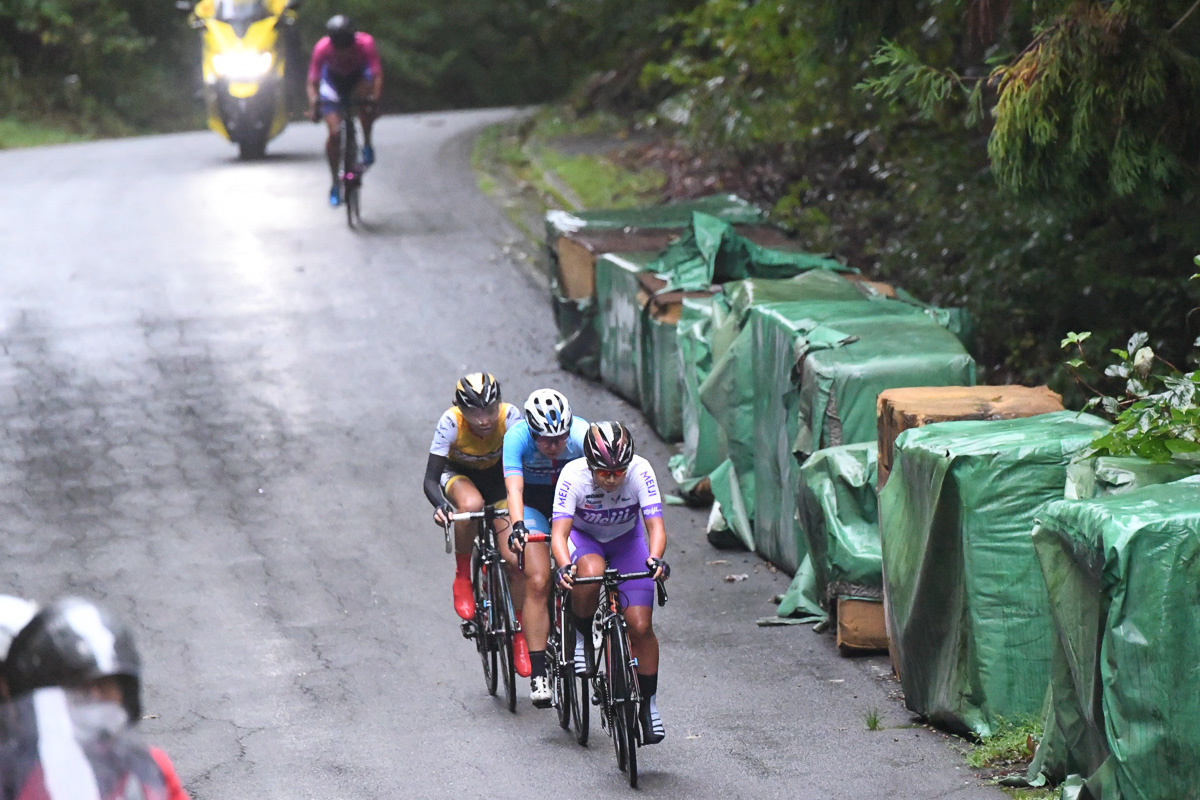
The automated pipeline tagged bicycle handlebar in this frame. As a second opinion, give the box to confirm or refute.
[441,506,509,553]
[515,531,548,572]
[570,569,669,607]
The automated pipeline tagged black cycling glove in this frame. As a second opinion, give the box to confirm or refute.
[508,520,529,552]
[555,564,577,589]
[646,557,671,580]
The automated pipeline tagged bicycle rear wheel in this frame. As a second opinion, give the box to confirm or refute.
[472,553,497,696]
[491,562,518,713]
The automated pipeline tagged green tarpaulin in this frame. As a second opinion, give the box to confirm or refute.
[640,305,689,442]
[650,212,851,292]
[797,442,881,608]
[545,195,766,378]
[669,295,730,500]
[1064,454,1200,499]
[1028,477,1200,800]
[879,411,1110,738]
[752,302,976,575]
[596,252,657,404]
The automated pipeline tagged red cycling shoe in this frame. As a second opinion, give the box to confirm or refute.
[512,632,532,677]
[453,576,475,620]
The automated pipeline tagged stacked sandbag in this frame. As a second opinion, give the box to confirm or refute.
[1027,477,1200,800]
[879,411,1108,737]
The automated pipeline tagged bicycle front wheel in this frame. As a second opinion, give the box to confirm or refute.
[548,593,571,730]
[491,561,518,713]
[607,622,638,786]
[472,553,497,696]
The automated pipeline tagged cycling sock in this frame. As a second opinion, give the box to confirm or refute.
[454,553,471,580]
[637,673,658,700]
[529,650,546,678]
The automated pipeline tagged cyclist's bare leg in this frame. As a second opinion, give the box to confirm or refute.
[445,479,483,556]
[322,111,341,181]
[352,80,377,147]
[625,605,659,674]
[508,541,551,650]
[568,552,605,620]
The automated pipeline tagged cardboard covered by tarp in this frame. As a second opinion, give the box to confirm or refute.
[669,295,731,501]
[1027,477,1200,800]
[650,212,852,292]
[703,297,974,556]
[796,441,881,607]
[879,411,1110,738]
[876,385,1065,487]
[670,271,868,500]
[754,303,976,578]
[596,252,657,404]
[544,196,771,379]
[1063,453,1200,499]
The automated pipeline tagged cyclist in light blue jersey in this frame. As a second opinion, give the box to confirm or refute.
[504,389,588,707]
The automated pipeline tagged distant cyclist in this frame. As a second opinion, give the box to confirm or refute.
[422,374,532,675]
[306,15,383,206]
[551,421,670,744]
[503,389,588,708]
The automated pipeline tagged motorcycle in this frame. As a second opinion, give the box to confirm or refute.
[182,0,302,159]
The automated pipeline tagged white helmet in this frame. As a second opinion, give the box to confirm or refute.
[524,389,572,437]
[0,595,38,663]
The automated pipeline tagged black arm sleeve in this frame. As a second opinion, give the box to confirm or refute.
[423,452,449,509]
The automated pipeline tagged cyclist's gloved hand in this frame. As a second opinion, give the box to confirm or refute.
[555,563,577,590]
[434,503,455,527]
[508,520,529,553]
[646,557,671,581]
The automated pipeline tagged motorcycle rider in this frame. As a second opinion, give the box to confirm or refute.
[306,15,383,206]
[3,597,191,800]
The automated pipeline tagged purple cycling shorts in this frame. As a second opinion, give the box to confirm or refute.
[569,521,653,608]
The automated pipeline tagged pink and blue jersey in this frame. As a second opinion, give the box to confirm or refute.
[552,455,663,543]
[307,32,382,83]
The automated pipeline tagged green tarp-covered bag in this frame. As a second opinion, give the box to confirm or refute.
[879,411,1109,738]
[1028,477,1200,800]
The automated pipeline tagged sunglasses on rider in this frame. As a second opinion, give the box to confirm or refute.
[534,433,569,446]
[592,467,628,481]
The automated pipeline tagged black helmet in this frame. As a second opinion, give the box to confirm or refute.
[326,15,356,48]
[0,595,37,665]
[454,372,501,410]
[5,597,142,722]
[583,421,635,471]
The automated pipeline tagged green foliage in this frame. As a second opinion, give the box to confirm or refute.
[1063,326,1200,462]
[864,707,882,731]
[966,717,1040,769]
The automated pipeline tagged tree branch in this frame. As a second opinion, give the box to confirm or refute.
[1170,0,1200,33]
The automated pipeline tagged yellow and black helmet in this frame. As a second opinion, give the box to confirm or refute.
[454,372,501,409]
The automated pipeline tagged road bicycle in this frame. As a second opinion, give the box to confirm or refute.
[572,567,667,788]
[443,505,519,712]
[335,95,371,228]
[521,532,592,744]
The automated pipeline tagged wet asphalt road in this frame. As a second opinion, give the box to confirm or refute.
[0,110,1006,799]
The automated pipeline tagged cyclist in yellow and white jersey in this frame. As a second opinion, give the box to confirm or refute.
[422,373,530,675]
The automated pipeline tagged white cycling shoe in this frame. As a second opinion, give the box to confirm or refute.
[530,675,552,708]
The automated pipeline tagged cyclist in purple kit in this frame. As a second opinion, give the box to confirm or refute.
[306,15,383,206]
[551,421,670,744]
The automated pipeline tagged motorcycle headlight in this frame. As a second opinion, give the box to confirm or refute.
[212,51,273,81]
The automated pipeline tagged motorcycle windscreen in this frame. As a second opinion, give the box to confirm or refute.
[0,688,169,800]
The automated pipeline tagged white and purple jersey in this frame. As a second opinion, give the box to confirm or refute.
[552,455,664,542]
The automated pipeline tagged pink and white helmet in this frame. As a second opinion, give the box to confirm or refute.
[583,421,634,471]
